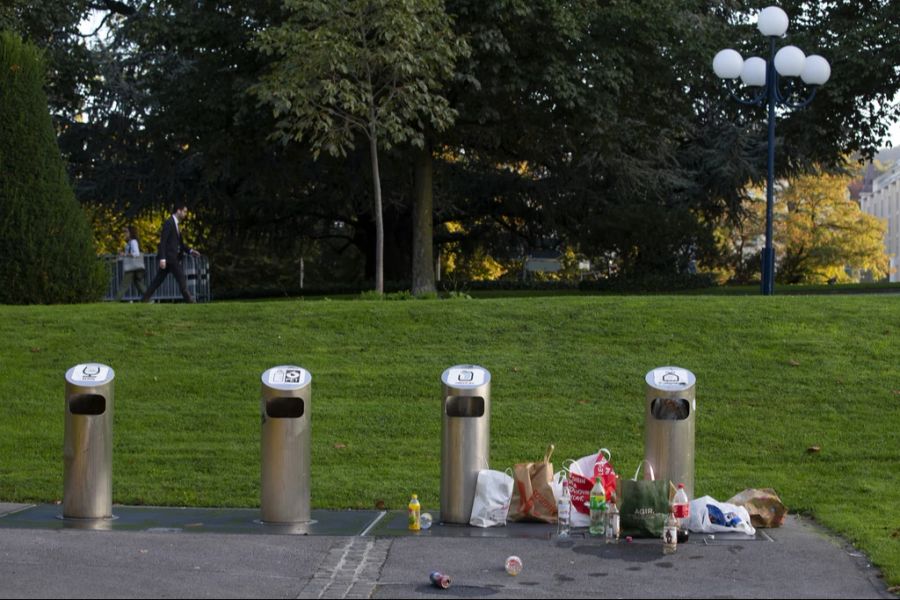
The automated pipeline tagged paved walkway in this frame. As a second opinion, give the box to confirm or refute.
[0,503,892,599]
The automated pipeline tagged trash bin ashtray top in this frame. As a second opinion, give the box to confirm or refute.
[262,366,310,388]
[441,365,491,388]
[66,363,114,387]
[647,366,695,390]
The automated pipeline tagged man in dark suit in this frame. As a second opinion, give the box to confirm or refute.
[141,203,201,303]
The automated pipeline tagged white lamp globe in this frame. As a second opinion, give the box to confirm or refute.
[713,49,744,79]
[774,45,806,76]
[741,57,767,87]
[758,6,789,37]
[800,55,831,85]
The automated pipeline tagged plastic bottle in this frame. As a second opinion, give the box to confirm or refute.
[504,555,523,576]
[663,509,678,554]
[589,476,607,536]
[557,479,571,538]
[408,494,421,531]
[605,490,619,544]
[672,483,690,543]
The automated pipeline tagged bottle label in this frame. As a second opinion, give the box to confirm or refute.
[664,525,678,546]
[673,504,689,519]
[590,495,607,511]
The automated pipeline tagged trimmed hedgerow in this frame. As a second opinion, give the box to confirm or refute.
[0,31,105,304]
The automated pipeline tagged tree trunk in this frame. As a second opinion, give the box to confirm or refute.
[411,144,435,296]
[369,129,384,295]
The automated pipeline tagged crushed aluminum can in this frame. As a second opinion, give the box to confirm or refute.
[430,571,451,589]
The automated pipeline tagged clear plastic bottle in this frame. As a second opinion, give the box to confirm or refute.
[557,479,571,538]
[589,476,607,536]
[408,493,421,531]
[505,555,523,576]
[672,483,690,543]
[605,490,619,543]
[663,509,678,554]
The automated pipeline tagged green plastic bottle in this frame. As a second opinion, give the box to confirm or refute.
[589,476,607,535]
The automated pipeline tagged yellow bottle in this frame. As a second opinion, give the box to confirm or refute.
[408,494,421,531]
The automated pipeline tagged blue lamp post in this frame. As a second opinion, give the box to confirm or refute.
[713,6,830,295]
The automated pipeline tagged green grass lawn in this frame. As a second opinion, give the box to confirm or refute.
[0,295,898,583]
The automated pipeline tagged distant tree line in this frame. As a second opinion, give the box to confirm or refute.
[3,0,899,297]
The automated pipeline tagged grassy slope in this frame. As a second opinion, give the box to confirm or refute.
[0,296,897,582]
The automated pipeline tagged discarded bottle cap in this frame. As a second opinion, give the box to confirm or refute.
[429,571,451,589]
[420,512,433,530]
[505,555,523,576]
[625,536,633,543]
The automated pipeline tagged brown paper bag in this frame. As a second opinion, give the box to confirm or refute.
[727,488,787,528]
[508,444,557,523]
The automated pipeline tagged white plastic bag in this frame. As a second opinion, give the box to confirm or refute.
[688,495,756,536]
[564,458,593,528]
[469,469,514,528]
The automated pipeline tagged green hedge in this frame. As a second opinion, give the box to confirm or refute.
[0,31,105,304]
[577,272,718,293]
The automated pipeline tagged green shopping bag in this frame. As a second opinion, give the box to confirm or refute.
[618,461,670,538]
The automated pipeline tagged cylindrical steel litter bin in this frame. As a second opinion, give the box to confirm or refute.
[440,364,491,524]
[260,365,312,523]
[63,363,115,519]
[644,366,696,498]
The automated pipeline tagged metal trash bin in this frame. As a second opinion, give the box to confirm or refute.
[63,363,115,520]
[260,365,312,523]
[644,366,696,498]
[440,364,491,524]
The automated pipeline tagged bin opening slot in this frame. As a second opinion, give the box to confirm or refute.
[266,397,304,418]
[651,398,690,420]
[446,396,484,417]
[68,394,106,415]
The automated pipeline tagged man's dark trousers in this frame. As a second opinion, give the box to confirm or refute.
[142,259,194,302]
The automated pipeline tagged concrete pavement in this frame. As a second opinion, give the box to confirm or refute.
[0,503,892,599]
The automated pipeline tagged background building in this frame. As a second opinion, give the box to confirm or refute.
[860,158,900,282]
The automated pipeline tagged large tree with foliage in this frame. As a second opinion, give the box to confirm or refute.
[428,0,900,279]
[714,167,889,284]
[0,1,111,117]
[9,0,900,294]
[0,31,106,304]
[252,0,467,294]
[428,0,716,276]
[776,170,888,283]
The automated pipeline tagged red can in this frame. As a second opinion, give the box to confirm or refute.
[430,571,451,589]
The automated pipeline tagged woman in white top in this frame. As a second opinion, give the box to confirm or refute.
[114,225,147,301]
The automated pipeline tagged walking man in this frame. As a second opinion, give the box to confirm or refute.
[142,203,201,303]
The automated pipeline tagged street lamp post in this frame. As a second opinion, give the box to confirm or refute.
[713,6,830,295]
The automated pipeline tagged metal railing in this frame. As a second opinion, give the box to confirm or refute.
[103,254,211,302]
